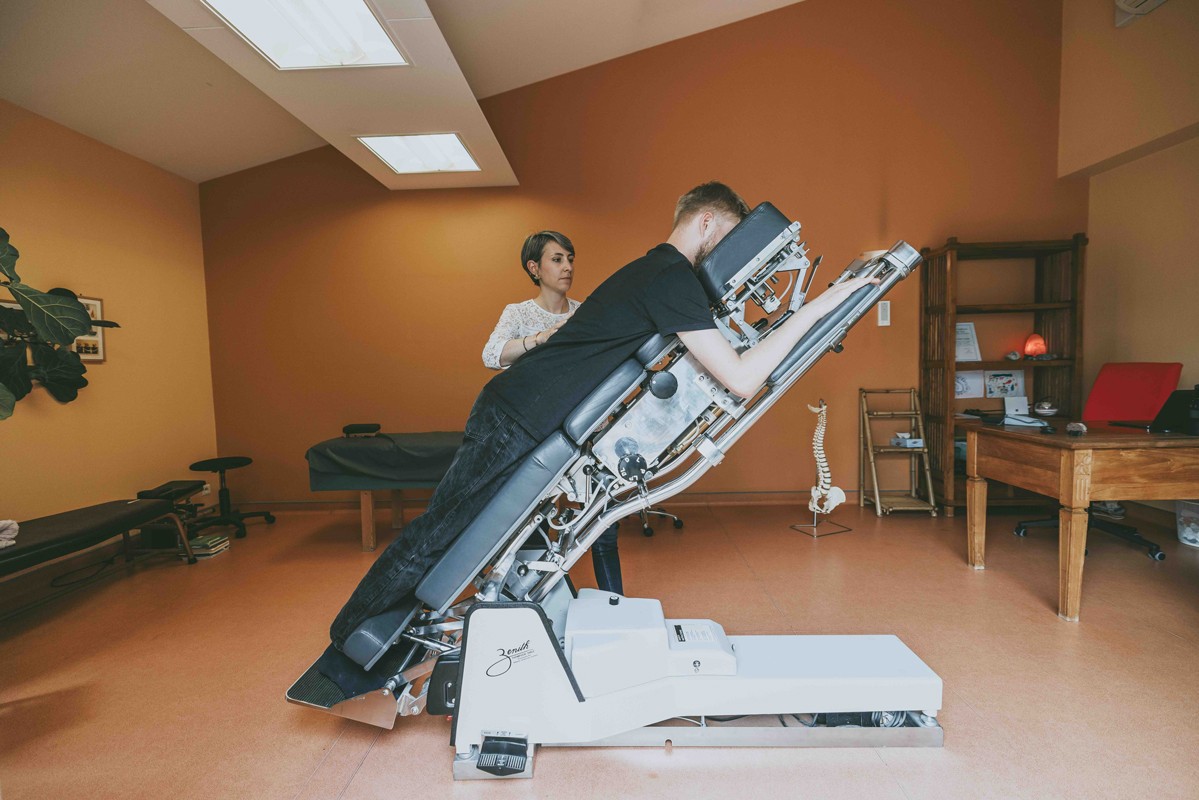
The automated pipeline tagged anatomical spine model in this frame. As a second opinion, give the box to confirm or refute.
[807,400,846,515]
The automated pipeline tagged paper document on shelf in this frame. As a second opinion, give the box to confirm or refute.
[955,371,984,399]
[955,322,981,362]
[985,370,1025,398]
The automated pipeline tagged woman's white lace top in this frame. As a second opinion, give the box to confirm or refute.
[482,298,581,369]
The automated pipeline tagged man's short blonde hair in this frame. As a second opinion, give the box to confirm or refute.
[673,181,751,228]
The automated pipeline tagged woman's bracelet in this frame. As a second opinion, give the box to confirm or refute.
[521,336,530,353]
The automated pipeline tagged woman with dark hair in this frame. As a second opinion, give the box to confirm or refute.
[480,230,623,595]
[482,230,580,370]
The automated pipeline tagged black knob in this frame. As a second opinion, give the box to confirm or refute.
[649,371,678,399]
[609,595,620,605]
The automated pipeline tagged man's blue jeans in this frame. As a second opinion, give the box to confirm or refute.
[330,394,538,650]
[592,523,622,595]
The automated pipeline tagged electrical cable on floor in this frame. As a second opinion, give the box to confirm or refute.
[49,559,112,588]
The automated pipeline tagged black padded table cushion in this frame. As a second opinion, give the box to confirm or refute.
[306,431,465,491]
[137,480,207,502]
[1,498,173,577]
[696,202,790,303]
[416,431,578,611]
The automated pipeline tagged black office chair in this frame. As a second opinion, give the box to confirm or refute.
[638,506,684,537]
[189,456,275,538]
[1014,513,1164,560]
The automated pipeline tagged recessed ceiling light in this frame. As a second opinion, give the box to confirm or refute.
[358,134,482,174]
[202,0,407,70]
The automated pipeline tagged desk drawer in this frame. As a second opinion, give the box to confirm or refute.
[1090,448,1199,501]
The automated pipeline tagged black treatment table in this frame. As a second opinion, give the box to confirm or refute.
[2,498,194,579]
[306,431,464,550]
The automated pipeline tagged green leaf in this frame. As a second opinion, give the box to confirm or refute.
[0,381,14,420]
[0,243,19,283]
[0,228,19,283]
[0,304,34,337]
[7,283,93,345]
[0,343,32,400]
[30,343,88,402]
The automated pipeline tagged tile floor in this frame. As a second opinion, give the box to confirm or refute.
[2,504,1198,799]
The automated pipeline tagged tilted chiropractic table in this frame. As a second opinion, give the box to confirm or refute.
[289,203,944,779]
[966,423,1199,620]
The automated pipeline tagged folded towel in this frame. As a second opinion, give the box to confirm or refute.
[0,519,17,540]
[0,539,13,549]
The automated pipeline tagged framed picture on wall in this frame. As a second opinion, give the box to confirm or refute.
[955,322,981,362]
[73,296,105,362]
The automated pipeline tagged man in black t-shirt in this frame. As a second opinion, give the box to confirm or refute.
[484,239,720,440]
[329,182,875,651]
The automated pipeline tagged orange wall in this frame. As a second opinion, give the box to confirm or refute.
[199,0,1087,505]
[1084,137,1199,392]
[0,100,217,520]
[1058,0,1199,177]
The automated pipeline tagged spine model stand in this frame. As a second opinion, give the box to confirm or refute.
[808,400,846,514]
[792,400,851,537]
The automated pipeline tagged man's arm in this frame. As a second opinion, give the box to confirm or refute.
[678,276,878,398]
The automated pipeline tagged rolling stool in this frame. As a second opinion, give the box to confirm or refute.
[188,456,275,538]
[638,506,684,537]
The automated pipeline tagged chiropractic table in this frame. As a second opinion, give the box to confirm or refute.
[288,202,943,779]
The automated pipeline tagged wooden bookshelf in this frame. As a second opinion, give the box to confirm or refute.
[918,235,1087,516]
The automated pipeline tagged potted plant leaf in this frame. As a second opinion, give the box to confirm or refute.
[0,227,119,420]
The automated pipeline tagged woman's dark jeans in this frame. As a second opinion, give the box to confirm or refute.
[591,523,623,595]
[329,395,538,650]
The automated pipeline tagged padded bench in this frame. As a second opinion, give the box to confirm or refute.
[1,498,194,579]
[306,431,464,551]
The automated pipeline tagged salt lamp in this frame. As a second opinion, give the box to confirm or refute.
[1023,333,1047,357]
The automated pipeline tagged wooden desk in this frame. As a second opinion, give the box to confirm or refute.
[965,424,1199,621]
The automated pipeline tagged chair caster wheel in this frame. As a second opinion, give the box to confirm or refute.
[235,527,247,539]
[186,556,198,565]
[673,519,684,529]
[265,514,277,524]
[1150,549,1166,561]
[1014,526,1027,537]
[643,527,654,537]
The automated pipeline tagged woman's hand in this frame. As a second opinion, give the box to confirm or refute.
[536,319,568,346]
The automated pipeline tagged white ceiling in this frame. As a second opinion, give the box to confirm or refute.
[0,0,324,183]
[428,0,806,99]
[146,0,519,190]
[0,0,805,185]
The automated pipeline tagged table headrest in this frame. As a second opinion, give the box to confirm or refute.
[696,202,791,304]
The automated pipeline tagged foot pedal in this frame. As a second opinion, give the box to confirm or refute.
[286,659,347,709]
[285,641,422,729]
[477,735,530,777]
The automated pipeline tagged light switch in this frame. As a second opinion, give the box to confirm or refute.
[877,301,891,326]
